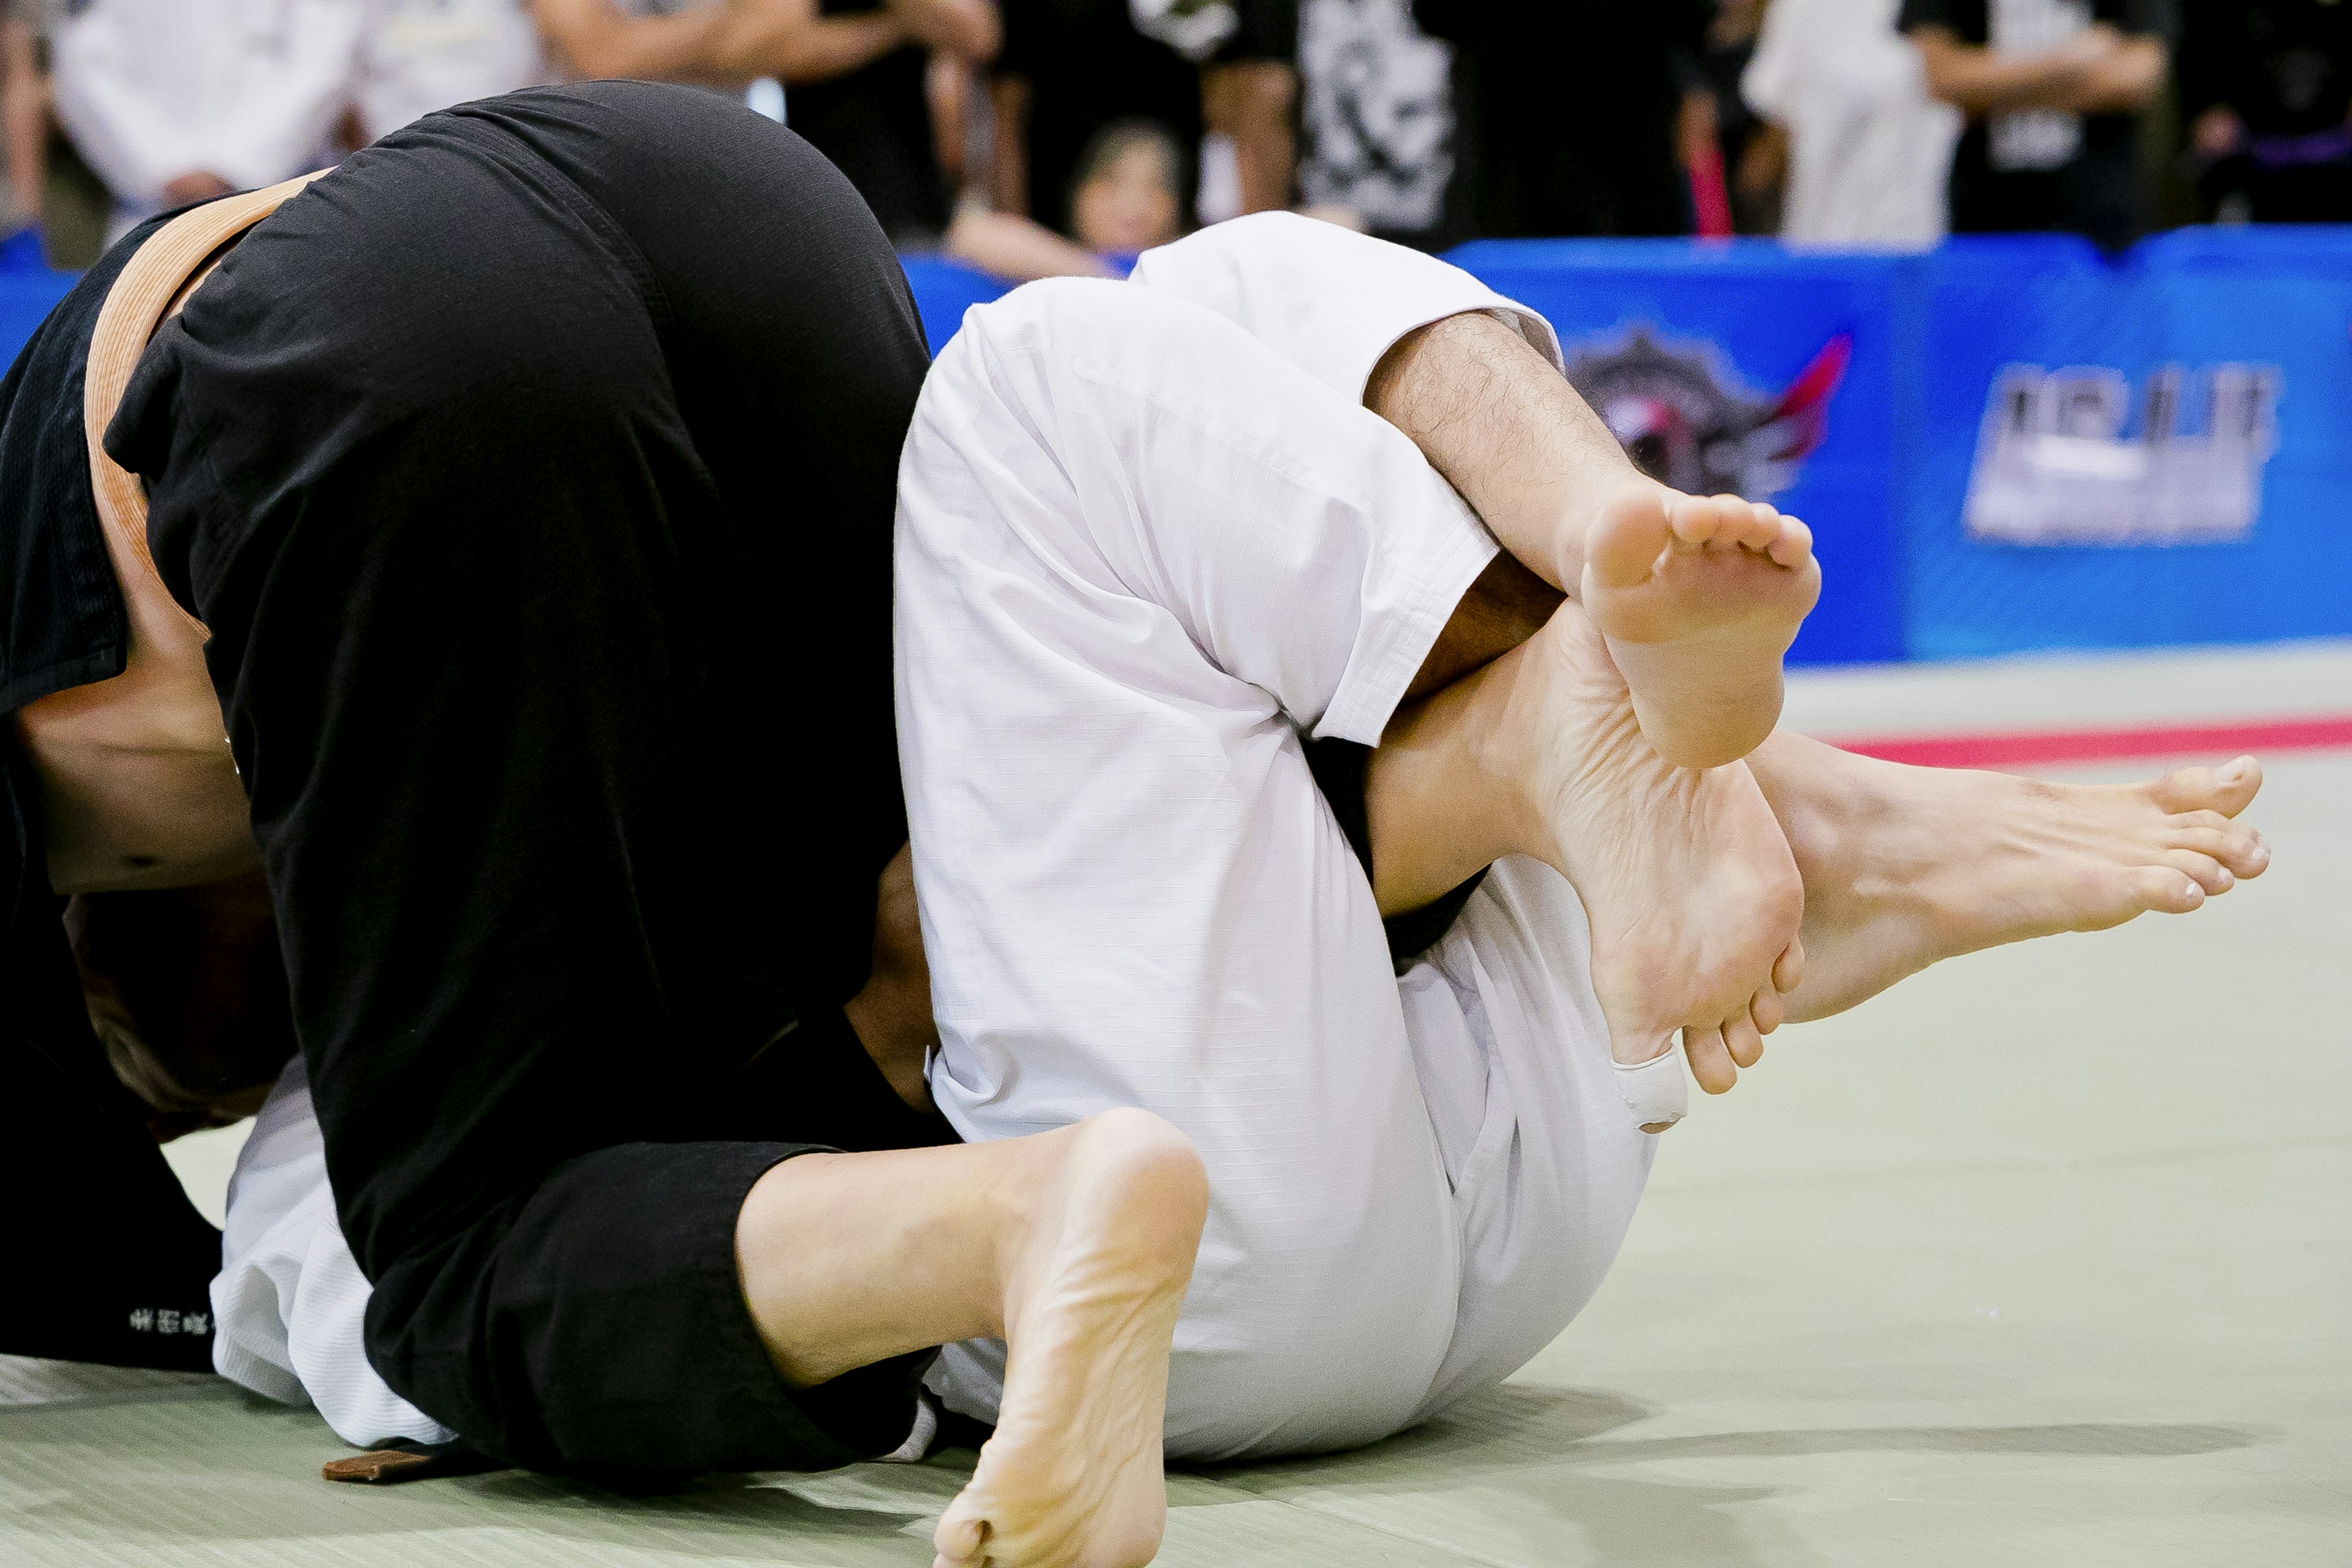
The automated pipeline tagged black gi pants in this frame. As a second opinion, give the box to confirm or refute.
[106,84,944,1480]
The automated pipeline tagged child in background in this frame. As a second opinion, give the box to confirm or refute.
[1066,118,1185,258]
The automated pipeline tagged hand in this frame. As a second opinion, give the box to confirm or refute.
[161,172,235,205]
[2191,104,2247,162]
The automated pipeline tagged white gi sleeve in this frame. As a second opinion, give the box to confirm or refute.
[1125,211,1565,407]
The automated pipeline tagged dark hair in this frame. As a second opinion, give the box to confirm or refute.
[1063,118,1189,233]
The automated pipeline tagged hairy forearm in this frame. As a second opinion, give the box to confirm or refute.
[1365,311,1640,595]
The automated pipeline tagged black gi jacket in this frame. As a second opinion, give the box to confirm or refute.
[1,213,227,1372]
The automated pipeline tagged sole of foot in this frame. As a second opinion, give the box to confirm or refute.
[1581,481,1822,772]
[933,1108,1208,1568]
[1765,741,2269,1023]
[1490,598,1804,1117]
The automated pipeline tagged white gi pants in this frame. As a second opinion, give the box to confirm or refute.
[210,214,1653,1462]
[900,218,1655,1463]
[211,1056,454,1448]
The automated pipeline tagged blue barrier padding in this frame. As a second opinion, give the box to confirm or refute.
[10,232,2344,664]
[1905,228,2352,658]
[899,255,1012,358]
[1445,239,1914,665]
[0,266,75,375]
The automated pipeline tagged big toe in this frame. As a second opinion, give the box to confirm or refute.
[934,1499,988,1566]
[1587,483,1673,587]
[2150,756,2263,817]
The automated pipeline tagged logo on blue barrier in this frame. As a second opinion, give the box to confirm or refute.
[1964,364,2282,547]
[1564,327,1850,502]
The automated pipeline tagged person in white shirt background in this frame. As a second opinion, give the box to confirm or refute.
[48,0,363,241]
[1741,0,1961,249]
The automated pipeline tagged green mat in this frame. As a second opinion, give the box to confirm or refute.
[8,752,2347,1567]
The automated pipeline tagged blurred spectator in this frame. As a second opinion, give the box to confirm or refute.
[48,0,363,242]
[1294,0,1453,244]
[1066,116,1183,250]
[533,0,1104,278]
[1744,0,1961,247]
[1414,1,1711,238]
[1692,0,1784,234]
[2,0,40,241]
[992,0,1204,233]
[2179,0,2351,223]
[1194,4,1300,222]
[1901,0,2171,249]
[355,0,551,144]
[992,0,1295,238]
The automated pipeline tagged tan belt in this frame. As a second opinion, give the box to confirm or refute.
[81,171,330,636]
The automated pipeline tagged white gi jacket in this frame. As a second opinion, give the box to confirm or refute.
[49,0,363,235]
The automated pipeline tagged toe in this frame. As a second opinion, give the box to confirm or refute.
[1724,1011,1765,1069]
[1684,1024,1739,1095]
[2166,822,2271,877]
[1772,937,1806,993]
[1749,984,1784,1036]
[1668,493,1727,546]
[2130,864,2206,914]
[1765,514,1814,568]
[1588,484,1674,587]
[1732,501,1783,550]
[934,1503,988,1566]
[2163,850,2234,894]
[2150,756,2263,816]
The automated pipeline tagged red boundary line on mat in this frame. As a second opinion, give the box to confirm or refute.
[1827,715,2352,769]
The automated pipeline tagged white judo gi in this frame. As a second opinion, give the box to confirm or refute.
[900,214,1654,1461]
[212,216,1654,1461]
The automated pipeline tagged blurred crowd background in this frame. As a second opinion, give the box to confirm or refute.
[1,0,2346,280]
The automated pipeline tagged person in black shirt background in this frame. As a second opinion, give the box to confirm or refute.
[2179,0,2352,223]
[1413,0,1711,239]
[1901,0,2172,250]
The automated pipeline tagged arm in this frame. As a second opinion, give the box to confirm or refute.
[3,17,43,225]
[988,72,1030,216]
[1910,21,2160,116]
[1200,58,1296,214]
[884,0,997,61]
[530,0,743,83]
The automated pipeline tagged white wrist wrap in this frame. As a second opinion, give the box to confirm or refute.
[1615,1036,1687,1131]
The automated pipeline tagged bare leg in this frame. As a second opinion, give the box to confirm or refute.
[737,1110,1208,1568]
[1749,733,2270,1023]
[1366,594,1803,1103]
[1368,313,1817,769]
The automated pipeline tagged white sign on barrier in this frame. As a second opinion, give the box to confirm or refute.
[1964,363,2281,546]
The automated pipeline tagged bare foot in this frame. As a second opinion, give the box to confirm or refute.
[934,1109,1208,1568]
[1754,735,2269,1022]
[1581,481,1820,771]
[1465,599,1805,1115]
